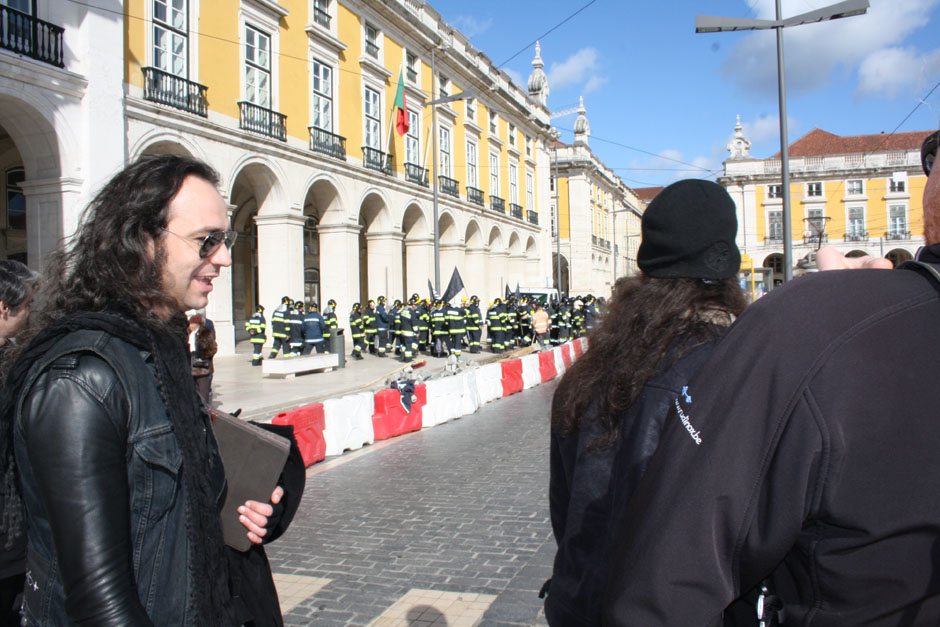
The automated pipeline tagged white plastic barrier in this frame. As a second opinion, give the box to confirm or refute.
[579,337,589,354]
[474,362,504,405]
[553,346,566,377]
[322,391,375,456]
[521,353,542,389]
[457,371,481,416]
[422,375,464,428]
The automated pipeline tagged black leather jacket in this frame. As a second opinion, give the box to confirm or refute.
[13,329,226,626]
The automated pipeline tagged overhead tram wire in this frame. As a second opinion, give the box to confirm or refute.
[494,0,598,68]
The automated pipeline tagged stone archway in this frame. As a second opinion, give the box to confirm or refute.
[525,236,539,285]
[763,253,785,285]
[487,225,507,300]
[358,191,395,304]
[464,219,486,299]
[402,203,430,302]
[0,93,65,270]
[552,252,569,297]
[301,177,344,308]
[886,248,913,268]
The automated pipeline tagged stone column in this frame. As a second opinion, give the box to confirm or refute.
[489,250,511,299]
[439,242,466,298]
[404,236,433,301]
[19,177,82,272]
[255,212,306,324]
[464,246,488,300]
[365,230,404,300]
[317,222,362,337]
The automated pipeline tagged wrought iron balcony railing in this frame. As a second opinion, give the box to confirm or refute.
[490,195,505,213]
[467,186,485,206]
[527,210,538,225]
[0,5,64,68]
[885,230,911,241]
[439,175,459,198]
[362,146,393,176]
[510,203,523,219]
[313,6,331,28]
[308,126,346,160]
[238,101,287,141]
[803,233,828,245]
[142,67,208,117]
[592,235,598,246]
[405,163,428,186]
[844,231,869,242]
[406,66,417,82]
[365,40,379,58]
[764,234,783,243]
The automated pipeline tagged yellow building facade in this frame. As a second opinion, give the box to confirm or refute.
[550,99,642,296]
[1,0,557,353]
[721,119,927,282]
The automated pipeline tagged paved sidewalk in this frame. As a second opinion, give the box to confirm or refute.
[267,381,557,626]
[212,340,500,422]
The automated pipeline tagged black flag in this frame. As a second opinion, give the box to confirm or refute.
[515,282,521,300]
[428,279,439,301]
[505,284,511,299]
[442,267,465,304]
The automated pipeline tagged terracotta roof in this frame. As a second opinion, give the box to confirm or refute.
[772,128,931,158]
[632,186,664,203]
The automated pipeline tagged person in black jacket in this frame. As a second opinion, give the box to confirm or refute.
[603,134,940,626]
[545,179,746,626]
[0,155,281,625]
[301,303,328,354]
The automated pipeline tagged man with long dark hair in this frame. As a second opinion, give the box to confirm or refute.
[0,155,279,625]
[603,130,940,624]
[545,179,747,625]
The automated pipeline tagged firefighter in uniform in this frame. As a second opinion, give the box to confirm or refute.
[288,300,305,356]
[302,302,328,354]
[467,295,483,353]
[363,299,378,354]
[349,302,365,360]
[398,300,418,362]
[323,298,338,346]
[245,304,266,366]
[375,295,390,357]
[268,295,291,358]
[416,296,430,353]
[430,300,448,357]
[390,299,403,355]
[487,298,504,353]
[445,300,466,358]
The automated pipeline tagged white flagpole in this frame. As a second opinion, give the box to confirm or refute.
[382,63,403,171]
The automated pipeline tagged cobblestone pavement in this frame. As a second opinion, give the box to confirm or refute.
[267,381,558,626]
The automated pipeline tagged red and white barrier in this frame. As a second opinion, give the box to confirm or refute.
[275,338,591,468]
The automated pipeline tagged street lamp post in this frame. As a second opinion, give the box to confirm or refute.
[695,0,868,282]
[426,46,477,294]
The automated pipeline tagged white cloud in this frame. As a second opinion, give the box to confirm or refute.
[548,48,600,90]
[742,115,782,143]
[583,75,609,95]
[627,149,720,185]
[856,46,940,99]
[449,15,493,40]
[720,0,940,97]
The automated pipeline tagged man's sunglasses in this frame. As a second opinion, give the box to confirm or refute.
[163,228,238,258]
[921,130,939,176]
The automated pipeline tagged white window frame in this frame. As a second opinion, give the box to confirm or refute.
[152,0,188,78]
[439,126,452,177]
[526,170,534,210]
[363,22,382,60]
[846,179,863,195]
[508,123,516,147]
[244,24,272,108]
[465,98,475,122]
[404,49,420,85]
[405,109,420,166]
[767,184,781,199]
[889,204,908,236]
[311,58,333,132]
[890,171,908,193]
[807,181,823,197]
[489,152,500,196]
[847,206,865,238]
[489,111,497,134]
[239,3,281,111]
[466,140,478,188]
[768,210,783,240]
[509,162,518,204]
[363,85,382,149]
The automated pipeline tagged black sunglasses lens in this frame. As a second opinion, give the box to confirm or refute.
[199,232,228,258]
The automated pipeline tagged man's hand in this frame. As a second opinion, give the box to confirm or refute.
[238,486,284,545]
[816,246,893,271]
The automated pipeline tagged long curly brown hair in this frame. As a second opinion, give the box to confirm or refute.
[552,275,746,447]
[3,154,219,375]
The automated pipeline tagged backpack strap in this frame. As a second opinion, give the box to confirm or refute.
[899,260,940,297]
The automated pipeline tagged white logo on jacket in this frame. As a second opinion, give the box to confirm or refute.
[675,397,702,445]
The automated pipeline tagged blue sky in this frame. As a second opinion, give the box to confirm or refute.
[432,0,940,189]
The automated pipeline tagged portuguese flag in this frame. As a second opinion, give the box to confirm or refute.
[394,69,409,136]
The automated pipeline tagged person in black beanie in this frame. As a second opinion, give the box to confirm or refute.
[543,178,747,626]
[0,155,282,625]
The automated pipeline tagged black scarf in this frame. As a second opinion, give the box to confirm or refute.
[0,311,235,625]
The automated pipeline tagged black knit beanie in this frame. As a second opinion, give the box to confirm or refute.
[637,179,741,280]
